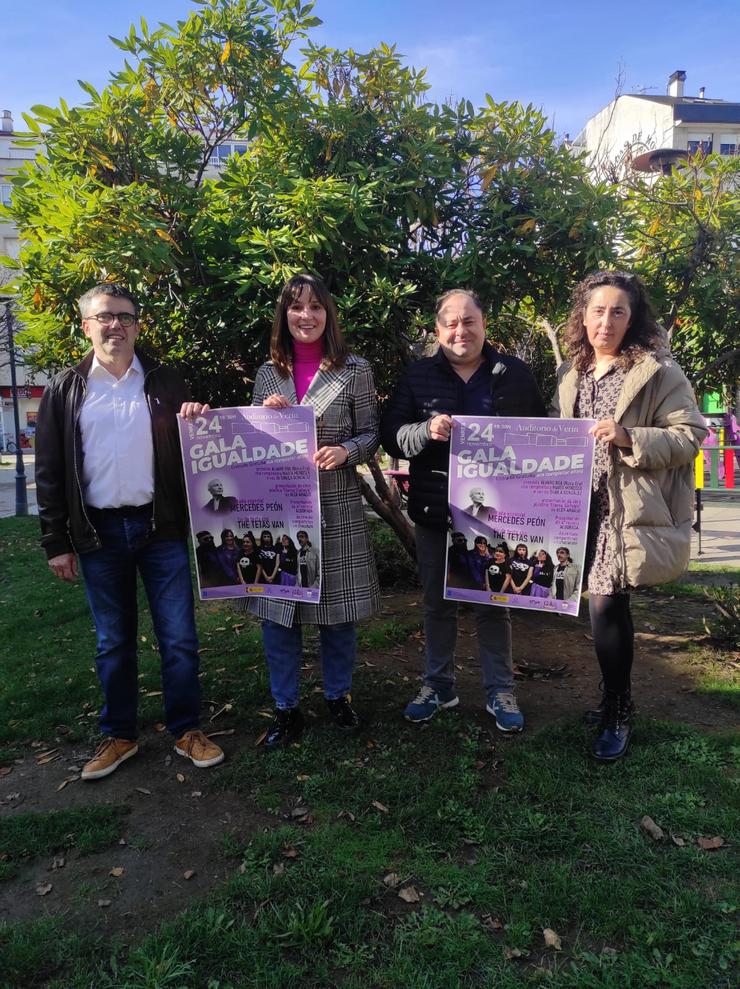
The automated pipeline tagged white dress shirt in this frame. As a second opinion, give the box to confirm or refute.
[80,355,155,508]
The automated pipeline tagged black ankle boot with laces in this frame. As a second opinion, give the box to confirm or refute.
[592,691,633,763]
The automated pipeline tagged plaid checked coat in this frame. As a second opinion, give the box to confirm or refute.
[247,355,381,628]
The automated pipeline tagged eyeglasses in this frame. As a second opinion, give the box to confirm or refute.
[85,312,138,327]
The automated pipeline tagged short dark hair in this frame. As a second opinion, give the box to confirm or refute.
[434,288,484,319]
[270,273,348,378]
[565,271,662,373]
[78,283,139,319]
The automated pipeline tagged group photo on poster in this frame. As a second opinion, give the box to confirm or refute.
[178,406,321,602]
[445,416,596,616]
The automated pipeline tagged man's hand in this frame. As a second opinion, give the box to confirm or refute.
[263,394,292,409]
[428,414,453,441]
[179,402,211,419]
[314,445,349,471]
[48,552,78,583]
[590,418,631,448]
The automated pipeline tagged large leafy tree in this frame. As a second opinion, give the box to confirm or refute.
[621,154,740,393]
[3,0,616,406]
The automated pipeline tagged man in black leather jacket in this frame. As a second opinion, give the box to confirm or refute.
[381,288,545,731]
[36,283,224,780]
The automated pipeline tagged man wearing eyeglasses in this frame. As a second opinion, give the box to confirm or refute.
[36,283,224,780]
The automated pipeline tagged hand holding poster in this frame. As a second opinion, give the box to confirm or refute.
[178,406,321,602]
[445,417,595,615]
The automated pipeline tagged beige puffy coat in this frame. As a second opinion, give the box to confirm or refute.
[551,348,707,588]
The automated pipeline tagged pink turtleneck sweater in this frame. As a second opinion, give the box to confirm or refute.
[293,338,324,402]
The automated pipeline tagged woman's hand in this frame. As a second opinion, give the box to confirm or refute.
[179,402,210,419]
[263,394,292,409]
[590,418,631,448]
[314,445,349,471]
[428,414,453,441]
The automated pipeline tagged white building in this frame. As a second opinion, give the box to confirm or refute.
[1,111,47,451]
[573,70,740,178]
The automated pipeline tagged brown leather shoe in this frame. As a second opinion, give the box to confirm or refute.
[174,729,224,768]
[81,737,138,780]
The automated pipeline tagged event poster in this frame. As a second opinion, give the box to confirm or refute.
[445,417,595,616]
[178,406,321,602]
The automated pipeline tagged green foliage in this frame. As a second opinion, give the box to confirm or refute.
[368,519,419,589]
[623,153,740,391]
[3,0,615,403]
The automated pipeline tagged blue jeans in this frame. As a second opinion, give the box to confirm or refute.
[78,508,201,739]
[262,620,356,709]
[415,524,513,696]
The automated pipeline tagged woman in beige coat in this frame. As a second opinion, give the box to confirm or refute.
[552,271,706,763]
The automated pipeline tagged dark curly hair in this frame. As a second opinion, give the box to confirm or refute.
[564,271,663,373]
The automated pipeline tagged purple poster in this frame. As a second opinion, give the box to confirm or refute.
[178,406,321,603]
[445,417,595,616]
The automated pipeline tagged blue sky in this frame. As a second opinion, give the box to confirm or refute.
[2,0,739,138]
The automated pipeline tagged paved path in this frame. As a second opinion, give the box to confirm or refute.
[2,454,738,568]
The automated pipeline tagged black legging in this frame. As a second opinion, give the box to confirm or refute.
[588,593,634,694]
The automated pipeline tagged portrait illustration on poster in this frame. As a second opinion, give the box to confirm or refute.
[445,417,596,615]
[178,406,321,602]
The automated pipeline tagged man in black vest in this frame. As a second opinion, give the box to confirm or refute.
[381,289,545,731]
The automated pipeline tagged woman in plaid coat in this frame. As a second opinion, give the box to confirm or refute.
[249,274,381,749]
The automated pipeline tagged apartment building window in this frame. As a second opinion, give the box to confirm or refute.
[0,183,12,206]
[208,142,249,166]
[719,133,738,156]
[687,133,713,155]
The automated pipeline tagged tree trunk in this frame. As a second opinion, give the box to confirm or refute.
[359,457,417,559]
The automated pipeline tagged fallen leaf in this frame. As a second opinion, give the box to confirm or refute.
[176,773,185,783]
[602,946,618,957]
[36,750,61,766]
[154,722,166,733]
[296,774,310,782]
[697,835,725,850]
[397,885,420,903]
[50,854,65,871]
[639,815,664,841]
[671,834,686,847]
[36,882,53,896]
[209,702,233,722]
[543,928,562,950]
[191,791,202,798]
[0,766,12,777]
[481,914,504,931]
[143,690,162,697]
[56,777,77,792]
[383,872,400,888]
[371,800,389,814]
[272,862,285,876]
[206,729,235,738]
[136,787,152,796]
[282,847,300,859]
[255,731,268,747]
[290,805,309,818]
[109,867,124,878]
[98,899,112,908]
[503,947,522,959]
[183,869,196,880]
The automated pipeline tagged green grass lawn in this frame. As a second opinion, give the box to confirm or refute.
[1,518,738,989]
